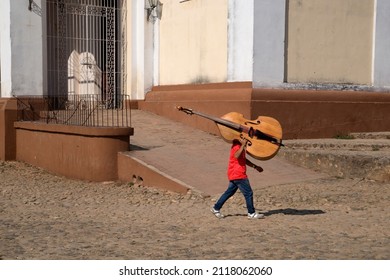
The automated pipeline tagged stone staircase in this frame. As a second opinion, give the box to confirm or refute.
[278,132,390,182]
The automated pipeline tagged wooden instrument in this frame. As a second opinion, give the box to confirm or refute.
[177,106,283,160]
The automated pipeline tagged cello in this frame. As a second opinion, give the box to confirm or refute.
[177,106,283,160]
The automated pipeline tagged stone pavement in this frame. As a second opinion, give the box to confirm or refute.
[126,109,326,196]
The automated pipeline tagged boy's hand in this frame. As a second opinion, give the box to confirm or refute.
[254,165,263,173]
[239,138,249,147]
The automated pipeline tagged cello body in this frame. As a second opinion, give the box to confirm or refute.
[177,107,283,161]
[217,112,283,160]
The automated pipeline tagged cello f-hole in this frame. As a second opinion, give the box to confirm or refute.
[245,120,261,125]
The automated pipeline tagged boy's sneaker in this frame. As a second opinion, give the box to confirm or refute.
[248,212,265,219]
[211,208,224,219]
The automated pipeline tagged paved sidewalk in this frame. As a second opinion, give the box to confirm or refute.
[127,110,326,196]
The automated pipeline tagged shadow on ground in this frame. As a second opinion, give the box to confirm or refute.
[264,208,325,216]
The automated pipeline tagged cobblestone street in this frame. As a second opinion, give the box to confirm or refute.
[1,161,388,260]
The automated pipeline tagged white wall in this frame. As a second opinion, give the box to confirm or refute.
[374,0,390,88]
[0,0,12,97]
[129,0,155,100]
[0,0,43,97]
[252,0,286,87]
[144,4,155,94]
[227,0,254,82]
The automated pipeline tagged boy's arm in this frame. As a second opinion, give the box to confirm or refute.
[246,159,263,173]
[234,139,248,158]
[234,138,264,172]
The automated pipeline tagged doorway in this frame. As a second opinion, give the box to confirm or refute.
[46,0,127,108]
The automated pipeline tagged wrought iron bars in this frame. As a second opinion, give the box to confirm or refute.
[15,94,132,127]
[46,0,127,101]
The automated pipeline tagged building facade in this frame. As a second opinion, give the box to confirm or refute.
[157,0,390,88]
[1,0,390,143]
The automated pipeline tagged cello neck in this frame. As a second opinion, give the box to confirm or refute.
[177,106,242,132]
[193,111,242,131]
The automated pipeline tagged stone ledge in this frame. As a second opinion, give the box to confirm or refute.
[14,121,134,137]
[279,135,390,182]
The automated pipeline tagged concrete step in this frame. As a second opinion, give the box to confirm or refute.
[279,134,390,182]
[283,138,390,152]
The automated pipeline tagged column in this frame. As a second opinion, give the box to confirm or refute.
[252,0,286,87]
[373,0,390,88]
[227,0,254,82]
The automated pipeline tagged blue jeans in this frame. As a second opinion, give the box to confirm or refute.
[214,178,255,214]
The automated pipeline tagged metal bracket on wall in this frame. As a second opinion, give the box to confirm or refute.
[28,0,42,17]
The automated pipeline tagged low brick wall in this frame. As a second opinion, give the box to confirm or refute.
[0,98,18,160]
[14,122,133,181]
[139,82,253,136]
[251,88,390,139]
[139,83,390,139]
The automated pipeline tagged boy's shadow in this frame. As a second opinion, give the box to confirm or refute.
[263,208,325,216]
[224,208,325,218]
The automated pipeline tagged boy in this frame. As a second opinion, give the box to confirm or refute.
[211,138,264,219]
